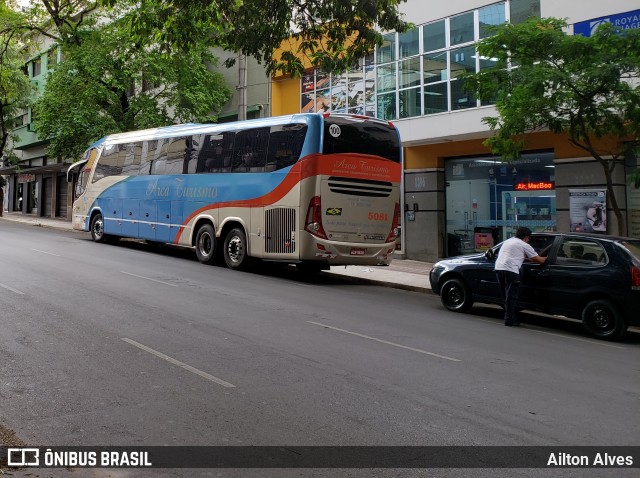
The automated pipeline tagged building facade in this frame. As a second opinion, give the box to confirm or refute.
[272,0,640,261]
[4,1,639,264]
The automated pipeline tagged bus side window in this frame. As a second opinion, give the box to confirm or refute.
[150,140,168,175]
[93,144,123,182]
[122,142,141,175]
[139,140,156,175]
[267,124,307,171]
[188,135,202,174]
[232,128,269,172]
[165,137,187,175]
[197,132,235,173]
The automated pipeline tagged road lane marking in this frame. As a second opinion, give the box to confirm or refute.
[307,321,461,362]
[120,271,178,287]
[121,338,236,388]
[30,248,61,257]
[0,282,25,295]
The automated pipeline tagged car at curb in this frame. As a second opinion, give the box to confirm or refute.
[429,233,640,340]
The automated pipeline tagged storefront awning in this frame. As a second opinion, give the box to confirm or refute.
[0,163,68,175]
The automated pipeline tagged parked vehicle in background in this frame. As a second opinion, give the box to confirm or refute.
[429,233,640,340]
[67,114,401,272]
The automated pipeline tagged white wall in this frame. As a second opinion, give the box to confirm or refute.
[541,0,640,24]
[400,0,484,28]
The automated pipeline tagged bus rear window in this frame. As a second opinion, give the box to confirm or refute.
[323,116,400,163]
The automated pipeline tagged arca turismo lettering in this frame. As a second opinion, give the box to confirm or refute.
[547,453,634,466]
[333,158,390,175]
[145,178,218,199]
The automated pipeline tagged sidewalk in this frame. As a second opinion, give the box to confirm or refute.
[0,212,433,292]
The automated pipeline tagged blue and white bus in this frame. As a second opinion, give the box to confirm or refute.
[67,113,401,271]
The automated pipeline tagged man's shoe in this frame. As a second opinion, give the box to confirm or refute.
[504,322,514,326]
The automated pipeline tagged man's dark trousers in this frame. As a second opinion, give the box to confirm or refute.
[495,270,520,325]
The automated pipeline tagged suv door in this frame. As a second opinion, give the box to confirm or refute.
[536,236,608,318]
[518,234,556,311]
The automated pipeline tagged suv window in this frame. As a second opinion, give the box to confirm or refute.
[556,238,606,265]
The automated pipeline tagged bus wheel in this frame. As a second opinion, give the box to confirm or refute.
[195,224,217,265]
[90,213,107,243]
[223,227,250,271]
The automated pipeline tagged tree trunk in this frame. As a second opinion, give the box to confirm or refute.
[599,159,625,236]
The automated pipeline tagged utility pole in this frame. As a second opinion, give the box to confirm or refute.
[237,54,247,121]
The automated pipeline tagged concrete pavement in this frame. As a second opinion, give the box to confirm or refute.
[0,212,433,293]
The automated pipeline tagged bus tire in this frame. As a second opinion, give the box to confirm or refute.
[195,224,217,265]
[223,227,250,271]
[90,213,108,243]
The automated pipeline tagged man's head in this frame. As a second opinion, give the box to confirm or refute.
[515,227,533,240]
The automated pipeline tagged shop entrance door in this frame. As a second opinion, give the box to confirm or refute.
[446,179,491,256]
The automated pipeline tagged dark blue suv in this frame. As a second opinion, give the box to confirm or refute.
[429,233,640,340]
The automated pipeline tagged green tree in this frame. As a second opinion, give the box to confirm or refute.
[0,1,32,161]
[464,17,640,236]
[34,22,231,160]
[113,0,409,76]
[4,0,232,161]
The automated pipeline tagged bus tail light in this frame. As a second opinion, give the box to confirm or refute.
[385,202,400,243]
[305,196,327,239]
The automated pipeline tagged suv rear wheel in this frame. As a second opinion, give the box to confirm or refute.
[581,299,626,341]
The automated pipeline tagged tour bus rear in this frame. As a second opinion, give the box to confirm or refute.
[300,115,401,266]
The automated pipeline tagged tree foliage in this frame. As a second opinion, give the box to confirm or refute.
[105,0,409,76]
[464,17,640,236]
[34,21,231,160]
[0,1,33,161]
[3,0,232,161]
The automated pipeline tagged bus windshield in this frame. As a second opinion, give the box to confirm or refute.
[323,116,401,163]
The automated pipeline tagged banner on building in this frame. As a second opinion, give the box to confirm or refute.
[569,189,607,234]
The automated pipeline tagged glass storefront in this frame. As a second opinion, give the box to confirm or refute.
[445,152,556,256]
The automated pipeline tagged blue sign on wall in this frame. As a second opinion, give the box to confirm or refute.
[574,9,640,37]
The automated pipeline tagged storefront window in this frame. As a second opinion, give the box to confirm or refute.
[399,27,420,58]
[445,152,556,256]
[450,12,475,46]
[479,3,506,38]
[299,4,509,120]
[423,20,446,52]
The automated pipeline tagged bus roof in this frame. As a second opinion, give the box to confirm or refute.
[94,114,317,148]
[87,113,392,149]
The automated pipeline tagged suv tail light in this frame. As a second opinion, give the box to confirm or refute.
[385,202,400,243]
[631,265,640,289]
[305,196,327,239]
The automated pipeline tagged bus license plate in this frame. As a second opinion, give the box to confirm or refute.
[350,248,366,255]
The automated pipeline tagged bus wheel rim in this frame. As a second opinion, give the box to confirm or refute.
[93,218,103,238]
[227,236,243,262]
[198,232,212,257]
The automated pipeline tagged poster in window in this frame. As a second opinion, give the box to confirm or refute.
[569,189,607,233]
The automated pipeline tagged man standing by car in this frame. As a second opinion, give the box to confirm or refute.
[495,227,546,326]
